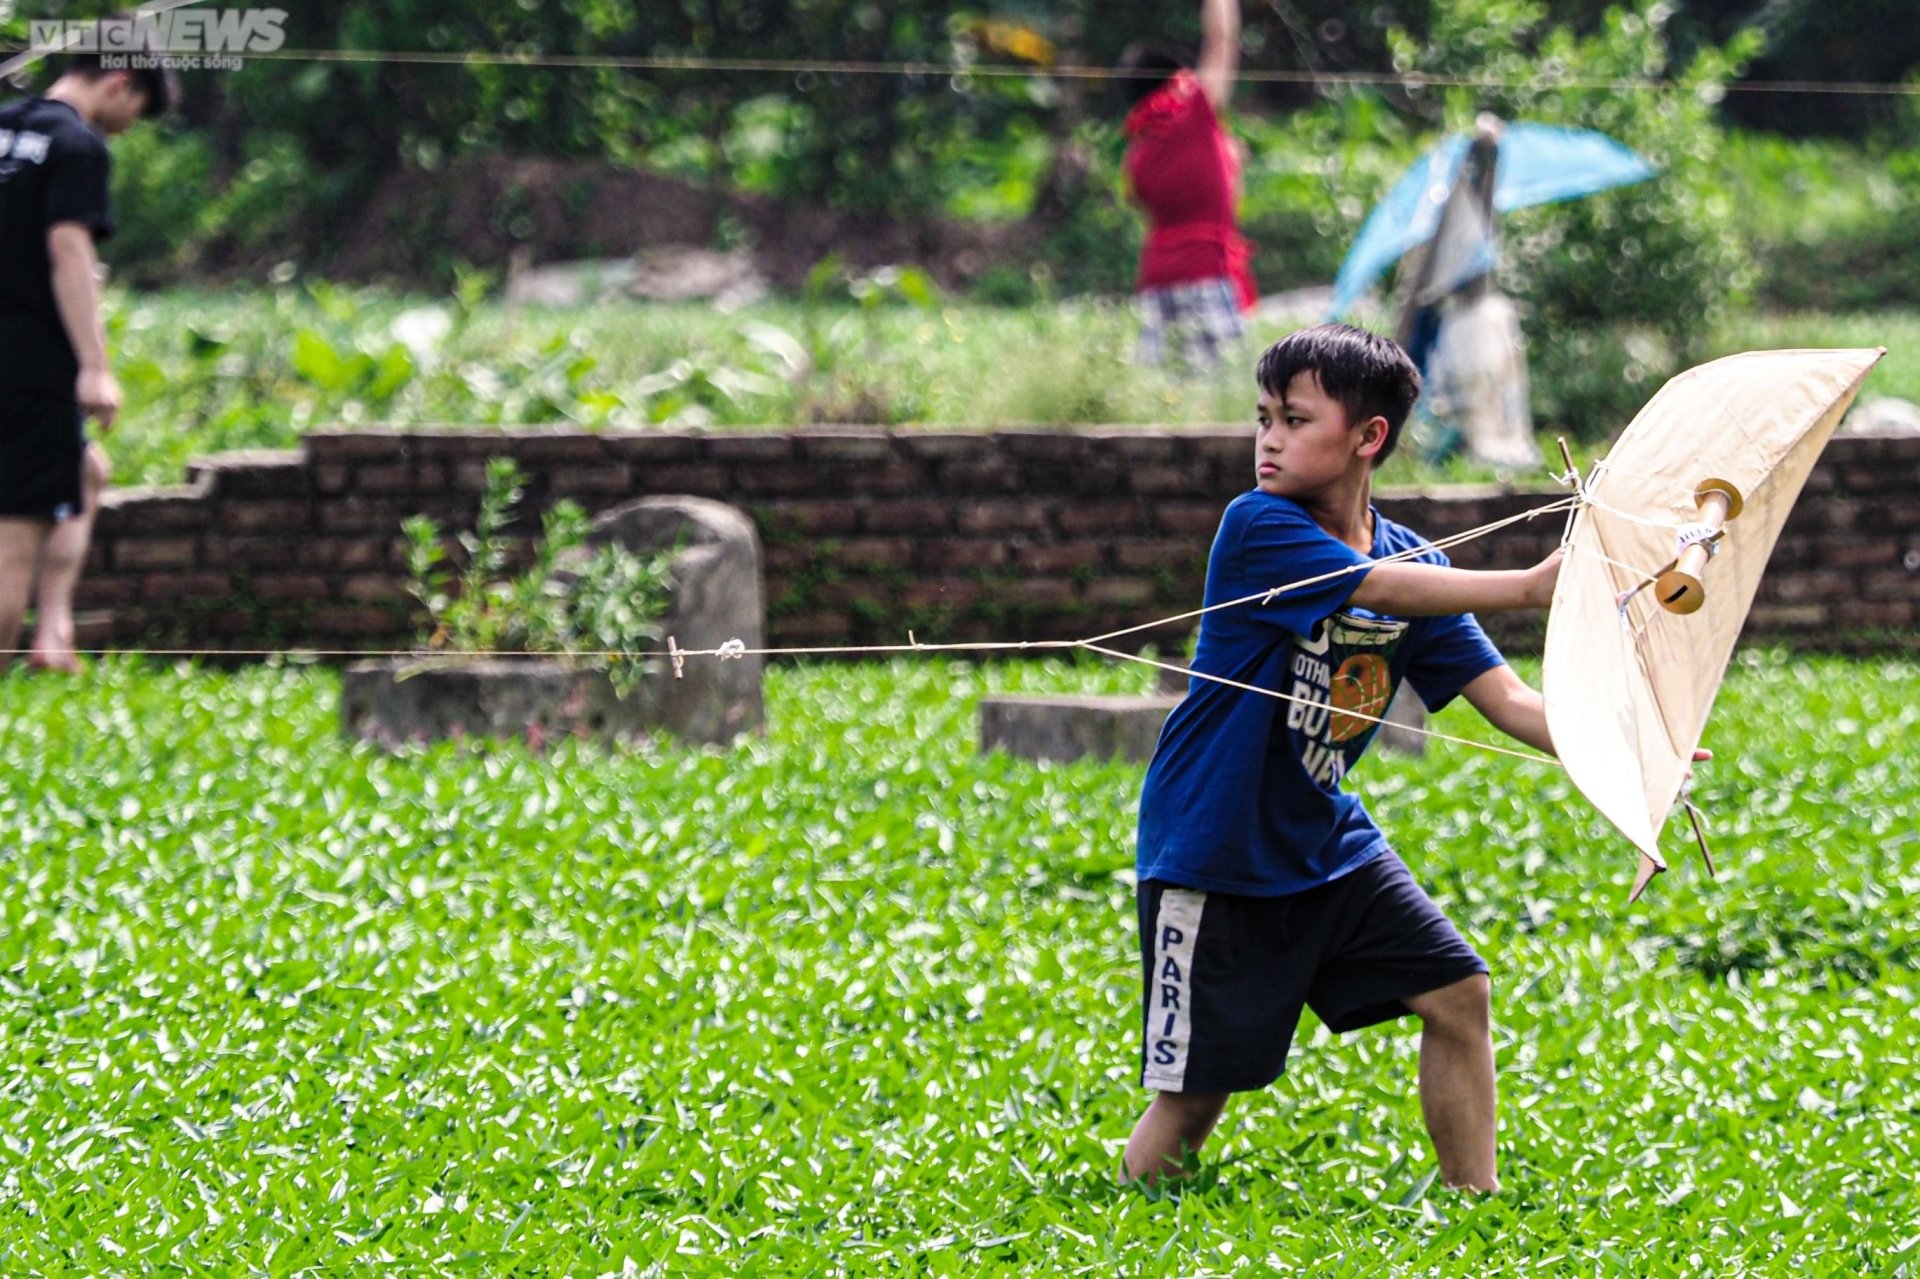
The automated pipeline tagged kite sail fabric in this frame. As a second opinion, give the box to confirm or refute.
[1543,348,1885,900]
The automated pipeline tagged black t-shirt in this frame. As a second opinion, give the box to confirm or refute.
[0,96,115,392]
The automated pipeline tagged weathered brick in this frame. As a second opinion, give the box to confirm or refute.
[101,491,211,533]
[299,537,388,571]
[188,452,308,498]
[636,464,728,493]
[73,578,137,608]
[763,544,820,573]
[797,429,896,463]
[315,463,351,495]
[916,539,1008,572]
[1058,502,1150,536]
[896,432,993,463]
[770,612,853,643]
[210,610,262,637]
[997,429,1091,462]
[863,499,950,534]
[760,500,859,536]
[342,574,409,602]
[115,537,200,570]
[1154,502,1224,535]
[902,578,984,610]
[207,536,302,569]
[1764,573,1853,605]
[318,499,398,534]
[835,537,915,570]
[1872,434,1920,464]
[823,460,926,495]
[1010,578,1078,606]
[1130,464,1209,496]
[734,467,825,496]
[1088,576,1156,606]
[600,432,707,465]
[503,434,607,463]
[252,575,334,602]
[1115,539,1202,571]
[140,572,230,602]
[550,464,633,496]
[308,431,413,462]
[218,500,312,535]
[1188,433,1250,470]
[1834,599,1914,628]
[956,499,1052,535]
[708,434,796,463]
[409,431,521,460]
[937,459,1023,492]
[1013,541,1106,573]
[356,463,423,494]
[1813,536,1901,568]
[1862,567,1920,600]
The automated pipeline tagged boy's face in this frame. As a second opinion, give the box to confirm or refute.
[1254,370,1386,499]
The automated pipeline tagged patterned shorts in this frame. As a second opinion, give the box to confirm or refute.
[1137,277,1247,372]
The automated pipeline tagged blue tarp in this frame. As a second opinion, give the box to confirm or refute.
[1327,124,1657,318]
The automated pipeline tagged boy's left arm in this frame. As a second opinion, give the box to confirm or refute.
[1458,664,1713,771]
[1459,664,1554,756]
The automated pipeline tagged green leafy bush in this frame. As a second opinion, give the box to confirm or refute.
[402,457,674,693]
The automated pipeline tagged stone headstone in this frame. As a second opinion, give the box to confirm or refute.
[980,694,1180,765]
[343,494,765,748]
[569,495,766,744]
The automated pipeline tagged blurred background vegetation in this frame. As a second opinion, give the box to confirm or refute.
[5,0,1918,469]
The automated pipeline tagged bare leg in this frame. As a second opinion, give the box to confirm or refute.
[0,518,50,666]
[1404,973,1498,1191]
[29,442,108,673]
[1123,1091,1229,1186]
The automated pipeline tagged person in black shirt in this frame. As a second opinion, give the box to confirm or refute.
[0,22,173,671]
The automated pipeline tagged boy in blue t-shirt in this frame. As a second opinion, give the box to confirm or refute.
[1125,323,1562,1192]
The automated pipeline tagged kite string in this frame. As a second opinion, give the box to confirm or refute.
[43,491,1588,761]
[1078,643,1558,765]
[6,43,1915,98]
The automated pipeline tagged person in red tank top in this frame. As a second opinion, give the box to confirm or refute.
[1119,0,1254,372]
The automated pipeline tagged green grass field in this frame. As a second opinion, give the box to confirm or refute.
[1,652,1914,1274]
[100,287,1920,492]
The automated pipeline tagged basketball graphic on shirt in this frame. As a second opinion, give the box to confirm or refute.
[1327,653,1392,743]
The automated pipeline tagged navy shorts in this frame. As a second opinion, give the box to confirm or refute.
[1138,851,1488,1094]
[0,392,85,521]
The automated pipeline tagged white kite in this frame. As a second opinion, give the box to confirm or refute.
[1544,347,1885,900]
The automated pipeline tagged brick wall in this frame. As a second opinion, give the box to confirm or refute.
[81,426,1920,657]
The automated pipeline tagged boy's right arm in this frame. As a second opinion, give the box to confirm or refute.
[1348,548,1561,617]
[47,222,119,431]
[1196,0,1241,111]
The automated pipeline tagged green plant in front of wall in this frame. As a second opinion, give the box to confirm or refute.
[401,457,675,695]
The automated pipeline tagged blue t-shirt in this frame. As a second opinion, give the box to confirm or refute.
[1136,491,1505,896]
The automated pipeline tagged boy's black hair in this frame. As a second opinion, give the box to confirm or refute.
[56,14,178,118]
[1115,41,1189,109]
[1255,324,1422,468]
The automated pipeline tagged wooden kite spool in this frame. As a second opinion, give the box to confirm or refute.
[1655,479,1744,615]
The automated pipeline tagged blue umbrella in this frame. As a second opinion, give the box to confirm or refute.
[1327,124,1657,318]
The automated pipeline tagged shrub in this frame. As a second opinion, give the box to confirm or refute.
[402,457,675,694]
